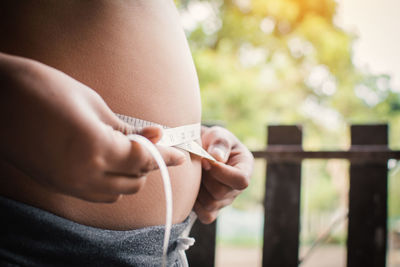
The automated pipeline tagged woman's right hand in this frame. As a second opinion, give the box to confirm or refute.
[0,53,185,203]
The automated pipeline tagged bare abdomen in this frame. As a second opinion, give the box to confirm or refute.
[0,0,202,229]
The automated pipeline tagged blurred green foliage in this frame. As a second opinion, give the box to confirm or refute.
[176,0,400,220]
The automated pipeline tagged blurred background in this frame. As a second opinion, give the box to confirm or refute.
[176,0,400,266]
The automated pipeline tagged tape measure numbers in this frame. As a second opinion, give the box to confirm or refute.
[116,114,215,161]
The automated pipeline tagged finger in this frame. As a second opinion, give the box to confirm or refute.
[73,171,147,199]
[201,173,240,201]
[193,201,219,224]
[99,108,164,144]
[208,142,231,163]
[111,116,137,135]
[107,142,185,175]
[205,160,250,190]
[97,105,140,136]
[84,193,122,203]
[225,145,254,176]
[102,129,149,171]
[156,145,187,167]
[79,171,146,197]
[103,129,185,175]
[102,175,147,195]
[71,188,122,203]
[202,127,233,163]
[102,110,164,144]
[196,184,235,212]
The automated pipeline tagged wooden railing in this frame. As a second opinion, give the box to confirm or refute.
[187,124,400,267]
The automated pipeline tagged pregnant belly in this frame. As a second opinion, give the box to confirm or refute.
[0,0,202,229]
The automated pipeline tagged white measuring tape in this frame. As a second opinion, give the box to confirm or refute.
[126,134,172,267]
[116,114,215,161]
[116,113,215,267]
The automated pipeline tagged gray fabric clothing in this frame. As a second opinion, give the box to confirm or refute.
[0,196,190,267]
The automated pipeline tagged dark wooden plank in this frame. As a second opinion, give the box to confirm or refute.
[262,126,302,267]
[252,146,400,162]
[186,220,217,267]
[351,125,387,145]
[347,125,388,267]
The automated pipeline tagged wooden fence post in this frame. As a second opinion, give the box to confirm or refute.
[347,125,388,267]
[262,125,302,267]
[186,220,217,267]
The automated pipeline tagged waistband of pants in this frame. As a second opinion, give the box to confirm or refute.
[0,195,190,267]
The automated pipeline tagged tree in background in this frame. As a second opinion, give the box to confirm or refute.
[178,0,400,147]
[177,0,400,230]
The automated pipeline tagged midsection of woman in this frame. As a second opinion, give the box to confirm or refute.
[0,0,202,230]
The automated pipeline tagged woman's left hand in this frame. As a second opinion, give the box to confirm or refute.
[194,126,254,224]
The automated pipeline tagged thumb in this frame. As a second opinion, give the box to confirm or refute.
[207,140,230,163]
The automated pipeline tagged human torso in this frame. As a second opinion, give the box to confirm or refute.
[0,0,202,230]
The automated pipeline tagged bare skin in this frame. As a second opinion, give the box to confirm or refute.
[197,126,253,223]
[0,0,253,230]
[0,0,202,230]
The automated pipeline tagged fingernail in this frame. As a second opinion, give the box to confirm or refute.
[209,146,227,162]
